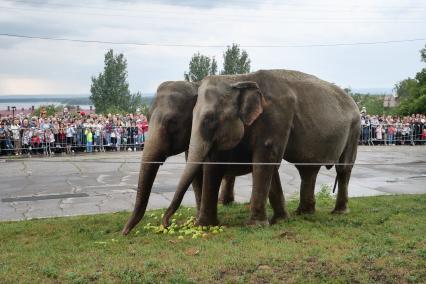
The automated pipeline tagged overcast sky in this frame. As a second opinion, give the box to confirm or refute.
[0,0,425,95]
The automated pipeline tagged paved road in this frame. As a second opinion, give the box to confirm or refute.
[1,146,425,221]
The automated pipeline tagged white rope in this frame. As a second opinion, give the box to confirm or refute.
[2,159,425,166]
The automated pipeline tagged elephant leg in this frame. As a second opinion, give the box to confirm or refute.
[332,165,352,214]
[332,130,358,214]
[218,176,235,205]
[196,164,224,226]
[248,165,274,225]
[269,169,288,224]
[295,166,320,215]
[186,150,203,216]
[191,168,203,217]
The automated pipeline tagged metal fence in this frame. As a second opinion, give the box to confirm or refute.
[359,123,426,146]
[0,126,147,156]
[1,123,426,157]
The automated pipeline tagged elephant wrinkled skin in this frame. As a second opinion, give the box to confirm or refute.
[162,69,360,226]
[122,80,288,235]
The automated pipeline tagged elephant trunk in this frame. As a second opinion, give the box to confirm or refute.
[162,136,211,227]
[122,138,165,235]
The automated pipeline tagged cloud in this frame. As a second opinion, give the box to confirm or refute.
[0,0,425,95]
[0,74,87,94]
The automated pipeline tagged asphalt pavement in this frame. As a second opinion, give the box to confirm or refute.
[1,146,425,221]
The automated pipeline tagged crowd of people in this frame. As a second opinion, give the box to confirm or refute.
[360,111,426,145]
[1,107,426,157]
[0,108,149,156]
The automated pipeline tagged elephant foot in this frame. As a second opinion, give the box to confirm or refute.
[269,212,289,225]
[295,205,315,215]
[161,215,172,228]
[219,196,234,206]
[247,218,269,226]
[331,207,350,214]
[195,216,219,227]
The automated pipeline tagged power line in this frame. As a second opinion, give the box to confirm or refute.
[0,33,425,48]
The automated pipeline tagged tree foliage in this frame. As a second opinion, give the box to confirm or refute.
[394,44,426,114]
[184,52,217,82]
[221,43,251,75]
[32,105,62,117]
[90,49,143,114]
[421,44,426,63]
[346,88,386,115]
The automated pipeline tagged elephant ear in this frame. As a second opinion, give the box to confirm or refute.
[232,81,264,126]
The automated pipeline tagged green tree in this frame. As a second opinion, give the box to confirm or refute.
[32,105,61,117]
[394,78,418,100]
[394,45,426,114]
[90,49,143,114]
[184,52,217,82]
[210,57,218,76]
[221,43,251,75]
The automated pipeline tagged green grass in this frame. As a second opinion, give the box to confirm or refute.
[1,194,425,283]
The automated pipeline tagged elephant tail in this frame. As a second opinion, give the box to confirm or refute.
[332,175,338,193]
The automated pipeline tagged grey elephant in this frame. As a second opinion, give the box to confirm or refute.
[161,69,360,226]
[122,81,287,235]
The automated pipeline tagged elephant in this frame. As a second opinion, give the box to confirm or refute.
[161,69,360,227]
[122,81,234,235]
[122,81,287,235]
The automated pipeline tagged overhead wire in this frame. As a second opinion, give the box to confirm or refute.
[0,33,425,48]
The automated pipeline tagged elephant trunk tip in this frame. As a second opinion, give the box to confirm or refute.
[122,227,131,236]
[122,223,134,236]
[122,214,143,236]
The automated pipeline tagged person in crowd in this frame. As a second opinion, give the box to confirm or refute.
[387,122,395,145]
[422,128,426,145]
[31,128,41,155]
[75,118,84,152]
[114,122,122,151]
[45,128,55,155]
[0,120,13,154]
[21,126,32,155]
[361,115,371,145]
[375,121,384,145]
[11,118,21,155]
[85,127,93,153]
[58,126,66,153]
[128,121,138,151]
[93,120,102,152]
[401,123,411,145]
[0,120,7,154]
[5,105,424,159]
[65,122,75,154]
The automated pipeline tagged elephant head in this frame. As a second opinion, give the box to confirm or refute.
[162,77,266,224]
[122,81,198,235]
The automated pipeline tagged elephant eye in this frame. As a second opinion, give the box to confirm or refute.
[166,117,178,133]
[200,113,218,142]
[203,113,218,130]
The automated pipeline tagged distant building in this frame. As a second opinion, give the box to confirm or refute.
[383,93,399,108]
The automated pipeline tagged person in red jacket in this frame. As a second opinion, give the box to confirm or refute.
[31,129,41,154]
